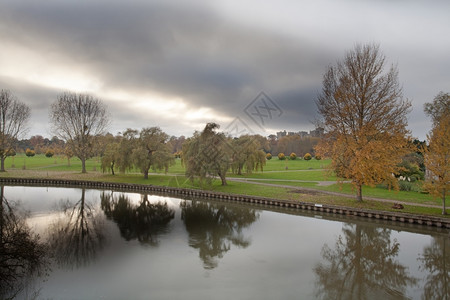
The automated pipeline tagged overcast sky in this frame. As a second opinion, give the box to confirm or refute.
[1,0,449,140]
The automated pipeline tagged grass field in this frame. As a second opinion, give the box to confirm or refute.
[1,154,447,217]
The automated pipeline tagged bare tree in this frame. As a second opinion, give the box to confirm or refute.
[50,92,109,173]
[315,44,412,202]
[0,89,31,172]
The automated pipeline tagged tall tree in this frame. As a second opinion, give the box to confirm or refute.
[0,89,30,172]
[424,92,450,127]
[423,93,450,215]
[50,92,109,173]
[131,127,174,179]
[315,44,412,202]
[182,123,232,186]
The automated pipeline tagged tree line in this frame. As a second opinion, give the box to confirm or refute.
[0,43,448,213]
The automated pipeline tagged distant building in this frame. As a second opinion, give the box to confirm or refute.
[276,130,287,139]
[310,127,324,137]
[298,131,308,138]
[274,128,324,139]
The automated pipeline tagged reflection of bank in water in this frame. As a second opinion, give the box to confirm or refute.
[47,188,106,269]
[0,185,49,299]
[181,200,260,269]
[101,192,175,246]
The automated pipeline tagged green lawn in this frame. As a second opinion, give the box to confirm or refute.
[1,154,447,217]
[229,170,338,181]
[260,158,330,171]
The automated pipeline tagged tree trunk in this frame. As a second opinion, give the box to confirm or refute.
[81,158,87,173]
[356,183,363,202]
[220,174,227,186]
[111,162,115,176]
[0,157,5,172]
[442,189,447,215]
[144,170,149,179]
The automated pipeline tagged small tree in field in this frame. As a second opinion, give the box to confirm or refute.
[25,148,35,157]
[266,153,272,160]
[290,152,297,160]
[304,153,312,160]
[278,153,286,160]
[315,44,412,202]
[45,149,55,158]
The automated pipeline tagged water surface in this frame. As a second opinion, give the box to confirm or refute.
[1,186,448,300]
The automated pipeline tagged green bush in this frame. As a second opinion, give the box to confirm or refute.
[278,153,286,160]
[289,152,297,160]
[315,154,321,160]
[377,181,423,193]
[304,153,312,160]
[266,153,272,160]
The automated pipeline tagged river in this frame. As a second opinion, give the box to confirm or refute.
[1,185,448,300]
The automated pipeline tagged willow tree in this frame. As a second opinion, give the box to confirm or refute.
[50,92,109,173]
[0,89,30,172]
[131,127,174,179]
[231,135,266,175]
[182,123,231,186]
[423,92,449,215]
[315,44,412,202]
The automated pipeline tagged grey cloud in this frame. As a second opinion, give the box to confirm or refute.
[0,0,448,140]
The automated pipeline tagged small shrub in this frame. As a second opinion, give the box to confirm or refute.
[278,153,286,160]
[266,153,272,160]
[25,148,35,157]
[289,152,297,160]
[45,149,55,158]
[304,153,312,160]
[315,154,322,160]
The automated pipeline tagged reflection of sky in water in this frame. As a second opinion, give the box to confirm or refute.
[3,185,447,300]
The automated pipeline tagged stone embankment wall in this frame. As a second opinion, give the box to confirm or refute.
[1,177,449,229]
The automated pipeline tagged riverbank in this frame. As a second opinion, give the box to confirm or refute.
[1,176,449,230]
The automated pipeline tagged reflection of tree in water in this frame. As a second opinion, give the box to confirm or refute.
[418,236,449,300]
[314,223,417,300]
[0,186,48,299]
[101,192,175,246]
[47,188,105,269]
[181,200,259,269]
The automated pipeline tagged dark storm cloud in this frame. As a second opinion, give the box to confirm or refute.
[0,0,327,116]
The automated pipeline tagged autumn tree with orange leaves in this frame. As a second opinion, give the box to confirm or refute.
[423,92,449,215]
[315,44,412,202]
